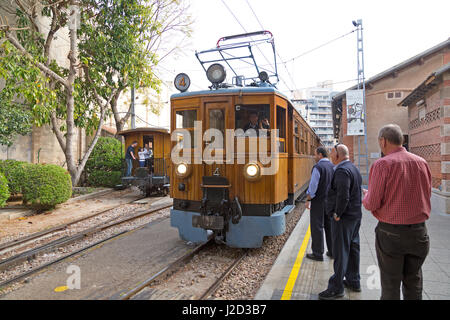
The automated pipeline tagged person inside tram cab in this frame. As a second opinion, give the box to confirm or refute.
[243,111,260,135]
[261,117,270,130]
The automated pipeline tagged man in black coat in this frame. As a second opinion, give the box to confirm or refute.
[318,144,362,300]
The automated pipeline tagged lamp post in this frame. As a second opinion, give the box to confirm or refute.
[353,19,369,185]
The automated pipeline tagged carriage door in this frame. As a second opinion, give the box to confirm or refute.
[204,101,228,177]
[143,135,154,171]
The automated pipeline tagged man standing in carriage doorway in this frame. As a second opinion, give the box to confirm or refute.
[125,141,138,177]
[305,147,335,261]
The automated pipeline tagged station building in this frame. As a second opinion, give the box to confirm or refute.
[332,38,450,214]
[399,62,450,214]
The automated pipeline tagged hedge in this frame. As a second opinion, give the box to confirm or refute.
[87,170,122,188]
[85,137,123,187]
[0,172,9,208]
[0,159,31,195]
[85,137,123,172]
[22,164,72,209]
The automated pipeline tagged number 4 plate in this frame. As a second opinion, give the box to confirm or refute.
[192,215,224,230]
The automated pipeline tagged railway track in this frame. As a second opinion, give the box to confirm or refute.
[120,239,248,300]
[0,194,148,254]
[0,202,172,290]
[120,196,306,301]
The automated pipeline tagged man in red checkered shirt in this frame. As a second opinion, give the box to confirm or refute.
[363,124,431,300]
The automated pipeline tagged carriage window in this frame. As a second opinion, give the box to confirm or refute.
[175,109,197,148]
[276,106,286,152]
[235,104,270,136]
[276,106,286,139]
[209,109,225,135]
[176,110,197,129]
[294,120,300,154]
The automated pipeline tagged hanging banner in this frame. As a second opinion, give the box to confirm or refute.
[346,90,365,136]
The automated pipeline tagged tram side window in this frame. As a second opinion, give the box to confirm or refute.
[294,121,300,154]
[175,109,197,148]
[301,129,306,154]
[276,106,286,152]
[235,104,270,136]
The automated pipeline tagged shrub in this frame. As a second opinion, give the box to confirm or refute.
[0,172,9,208]
[22,164,72,209]
[85,137,123,187]
[87,170,122,188]
[85,137,123,172]
[0,159,31,195]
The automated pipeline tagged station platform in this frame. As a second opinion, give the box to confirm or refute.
[255,207,450,300]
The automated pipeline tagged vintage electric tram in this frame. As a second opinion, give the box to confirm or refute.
[169,31,320,248]
[119,127,171,196]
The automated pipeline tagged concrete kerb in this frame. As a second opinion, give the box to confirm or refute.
[254,208,311,300]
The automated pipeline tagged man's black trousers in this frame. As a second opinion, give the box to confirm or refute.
[327,217,361,293]
[375,221,429,300]
[310,199,333,257]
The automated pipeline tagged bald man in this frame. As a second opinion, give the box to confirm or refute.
[319,144,363,300]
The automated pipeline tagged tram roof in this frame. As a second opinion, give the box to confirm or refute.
[118,127,169,136]
[171,86,289,101]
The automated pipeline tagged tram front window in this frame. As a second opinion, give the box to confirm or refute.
[176,110,197,129]
[235,105,270,137]
[175,109,197,148]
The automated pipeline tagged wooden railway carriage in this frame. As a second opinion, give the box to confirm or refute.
[119,128,171,196]
[170,88,319,247]
[169,31,320,248]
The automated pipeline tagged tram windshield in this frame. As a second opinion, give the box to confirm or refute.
[235,104,270,137]
[175,109,197,148]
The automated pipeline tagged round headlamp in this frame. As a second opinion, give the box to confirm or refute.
[243,162,262,181]
[175,162,192,178]
[177,163,187,175]
[206,63,226,84]
[258,71,269,82]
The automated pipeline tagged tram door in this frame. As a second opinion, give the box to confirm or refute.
[143,135,154,172]
[204,102,228,177]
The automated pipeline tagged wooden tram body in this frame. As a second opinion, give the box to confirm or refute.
[119,128,171,196]
[169,88,320,247]
[169,30,321,248]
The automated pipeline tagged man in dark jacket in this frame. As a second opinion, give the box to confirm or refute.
[319,144,362,300]
[305,147,335,261]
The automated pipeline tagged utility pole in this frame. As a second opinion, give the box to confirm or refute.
[131,85,136,129]
[353,19,369,185]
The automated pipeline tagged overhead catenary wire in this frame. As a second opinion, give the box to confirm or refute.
[245,0,297,92]
[244,0,358,94]
[219,0,295,93]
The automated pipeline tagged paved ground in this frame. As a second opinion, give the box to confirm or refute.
[0,209,193,300]
[255,207,450,300]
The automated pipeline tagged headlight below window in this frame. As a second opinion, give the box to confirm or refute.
[177,163,187,175]
[175,163,192,178]
[243,162,261,181]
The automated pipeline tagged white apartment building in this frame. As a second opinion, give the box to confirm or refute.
[292,82,338,149]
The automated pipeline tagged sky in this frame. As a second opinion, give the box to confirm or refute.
[155,0,450,98]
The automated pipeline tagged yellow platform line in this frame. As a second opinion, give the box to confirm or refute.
[280,224,311,300]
